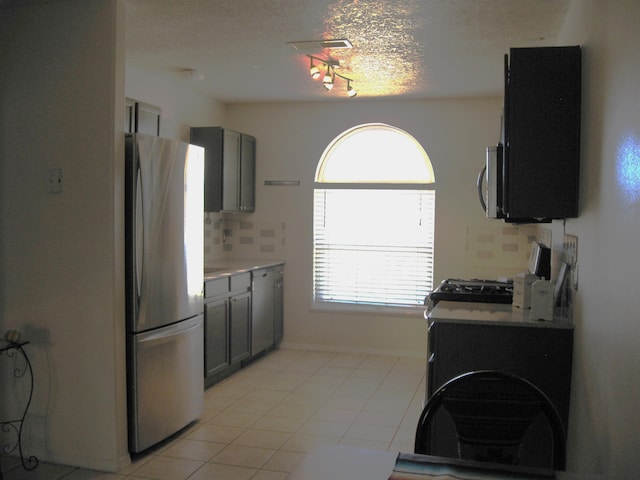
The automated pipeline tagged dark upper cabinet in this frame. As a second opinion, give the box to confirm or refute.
[190,126,256,213]
[502,46,581,221]
[239,134,256,213]
[125,98,160,136]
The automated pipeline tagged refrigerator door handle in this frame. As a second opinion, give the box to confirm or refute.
[137,315,202,346]
[135,162,144,305]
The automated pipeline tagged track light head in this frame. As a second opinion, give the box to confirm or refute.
[322,67,334,91]
[304,54,354,97]
[347,79,357,97]
[308,56,321,79]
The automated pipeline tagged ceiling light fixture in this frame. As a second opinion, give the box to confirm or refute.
[287,39,353,50]
[306,55,356,98]
[179,68,204,83]
[346,79,357,98]
[309,57,321,79]
[322,65,334,91]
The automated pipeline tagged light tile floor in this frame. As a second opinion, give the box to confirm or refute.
[2,349,426,479]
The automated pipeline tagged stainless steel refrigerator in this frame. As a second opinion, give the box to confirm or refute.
[125,133,205,452]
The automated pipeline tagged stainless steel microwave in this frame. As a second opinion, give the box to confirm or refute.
[477,144,503,219]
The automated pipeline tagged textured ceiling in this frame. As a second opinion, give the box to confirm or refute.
[125,0,573,103]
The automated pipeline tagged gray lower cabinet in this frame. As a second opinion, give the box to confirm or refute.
[229,290,251,364]
[203,272,251,387]
[203,264,284,387]
[204,297,229,380]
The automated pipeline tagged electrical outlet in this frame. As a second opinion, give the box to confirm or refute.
[562,234,579,290]
[562,234,578,267]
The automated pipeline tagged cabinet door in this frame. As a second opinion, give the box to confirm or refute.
[190,126,223,212]
[273,277,283,345]
[239,134,256,212]
[135,101,161,136]
[230,291,251,364]
[222,129,241,212]
[427,321,573,467]
[205,298,229,379]
[125,98,135,133]
[505,46,581,220]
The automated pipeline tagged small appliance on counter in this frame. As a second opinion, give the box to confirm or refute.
[512,241,554,321]
[512,272,537,308]
[425,241,553,320]
[529,279,555,321]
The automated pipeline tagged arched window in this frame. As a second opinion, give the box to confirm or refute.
[313,123,436,310]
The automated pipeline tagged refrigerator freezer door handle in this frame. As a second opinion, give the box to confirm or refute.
[135,162,144,305]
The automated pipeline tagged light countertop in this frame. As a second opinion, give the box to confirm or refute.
[204,259,284,280]
[427,301,573,329]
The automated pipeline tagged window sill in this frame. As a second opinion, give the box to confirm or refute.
[311,301,425,318]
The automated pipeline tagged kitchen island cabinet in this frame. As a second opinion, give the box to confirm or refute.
[425,301,573,468]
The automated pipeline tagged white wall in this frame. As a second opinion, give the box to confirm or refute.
[3,0,638,476]
[0,0,128,471]
[0,0,227,471]
[125,65,226,141]
[225,98,521,357]
[555,1,640,477]
[224,0,640,475]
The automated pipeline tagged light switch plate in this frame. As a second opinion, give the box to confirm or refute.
[48,168,63,193]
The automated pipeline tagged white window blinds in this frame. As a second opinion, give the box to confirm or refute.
[313,188,435,307]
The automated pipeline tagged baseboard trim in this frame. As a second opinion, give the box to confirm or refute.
[278,342,424,359]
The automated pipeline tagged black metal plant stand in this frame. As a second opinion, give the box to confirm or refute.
[0,340,39,477]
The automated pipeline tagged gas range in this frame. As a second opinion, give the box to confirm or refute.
[425,278,513,312]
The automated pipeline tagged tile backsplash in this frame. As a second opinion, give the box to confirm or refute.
[204,213,552,282]
[204,213,286,266]
[464,223,550,278]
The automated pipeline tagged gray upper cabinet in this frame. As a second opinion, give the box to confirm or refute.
[238,134,256,213]
[125,98,160,136]
[190,126,256,213]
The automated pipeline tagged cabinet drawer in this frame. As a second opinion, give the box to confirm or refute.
[205,277,229,298]
[230,272,251,291]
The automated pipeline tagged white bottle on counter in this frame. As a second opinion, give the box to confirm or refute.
[513,272,538,309]
[529,280,554,321]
